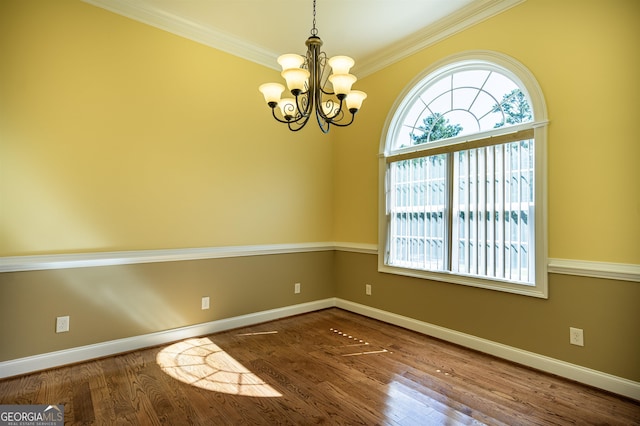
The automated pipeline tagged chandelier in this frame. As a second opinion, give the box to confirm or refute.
[258,0,367,133]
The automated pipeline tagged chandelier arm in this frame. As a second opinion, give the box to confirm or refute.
[303,35,331,132]
[327,111,357,127]
[313,87,331,132]
[282,93,313,131]
[316,96,346,122]
[315,112,331,133]
[288,109,313,130]
[287,120,310,132]
[294,91,313,120]
[313,94,331,133]
[268,103,312,129]
[308,37,339,128]
[270,107,296,124]
[314,86,332,133]
[319,87,335,96]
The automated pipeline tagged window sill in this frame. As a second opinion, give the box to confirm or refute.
[377,263,548,298]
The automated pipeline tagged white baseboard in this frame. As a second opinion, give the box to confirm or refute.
[335,299,640,401]
[0,298,335,379]
[2,297,638,401]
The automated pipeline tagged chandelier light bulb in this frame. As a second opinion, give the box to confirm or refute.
[277,54,305,71]
[346,90,367,112]
[282,68,310,94]
[328,56,355,75]
[259,82,285,106]
[328,74,357,97]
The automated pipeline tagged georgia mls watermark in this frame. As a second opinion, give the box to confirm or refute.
[0,405,64,426]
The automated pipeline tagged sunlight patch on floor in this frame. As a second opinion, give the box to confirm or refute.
[157,337,282,397]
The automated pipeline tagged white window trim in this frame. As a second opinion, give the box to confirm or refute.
[378,50,549,298]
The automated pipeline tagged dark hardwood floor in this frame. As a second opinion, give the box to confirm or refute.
[1,308,639,425]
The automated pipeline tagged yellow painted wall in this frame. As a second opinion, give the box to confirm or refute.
[0,0,333,256]
[334,0,640,264]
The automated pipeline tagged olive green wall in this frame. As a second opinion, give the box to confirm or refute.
[0,251,335,361]
[335,252,640,381]
[331,0,640,382]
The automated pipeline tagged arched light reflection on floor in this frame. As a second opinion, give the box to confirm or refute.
[157,337,282,397]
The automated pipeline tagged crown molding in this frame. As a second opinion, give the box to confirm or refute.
[82,0,278,69]
[83,0,525,76]
[354,0,526,77]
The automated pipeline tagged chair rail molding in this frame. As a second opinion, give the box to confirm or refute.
[0,243,335,273]
[2,244,638,282]
[547,258,640,282]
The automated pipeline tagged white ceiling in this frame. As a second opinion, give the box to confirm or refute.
[83,0,522,76]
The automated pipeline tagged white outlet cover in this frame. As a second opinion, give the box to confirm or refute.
[569,327,584,346]
[56,316,69,333]
[201,297,210,310]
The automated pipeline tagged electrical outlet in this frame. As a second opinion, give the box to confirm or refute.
[569,327,584,346]
[201,296,210,310]
[56,316,70,333]
[294,283,301,294]
[365,284,372,296]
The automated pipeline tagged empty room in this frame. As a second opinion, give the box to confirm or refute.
[1,0,639,424]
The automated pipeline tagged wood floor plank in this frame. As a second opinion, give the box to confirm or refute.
[71,381,95,424]
[1,308,638,425]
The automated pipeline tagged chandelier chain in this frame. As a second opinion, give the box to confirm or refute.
[311,0,318,36]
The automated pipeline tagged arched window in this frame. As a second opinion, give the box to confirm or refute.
[379,51,548,298]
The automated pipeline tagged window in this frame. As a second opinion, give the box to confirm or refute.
[379,52,548,297]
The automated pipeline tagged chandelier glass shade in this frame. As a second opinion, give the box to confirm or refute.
[258,1,366,133]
